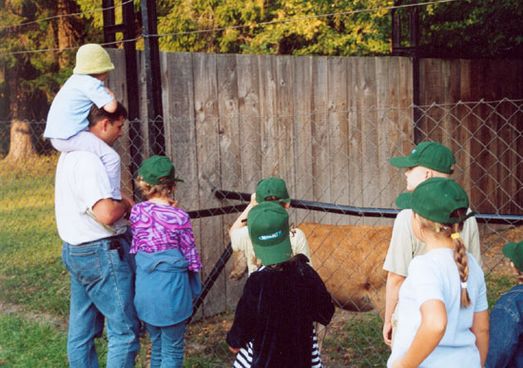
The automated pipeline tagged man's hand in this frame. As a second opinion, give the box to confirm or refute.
[120,194,134,219]
[121,193,135,207]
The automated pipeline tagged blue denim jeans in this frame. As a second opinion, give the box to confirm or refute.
[486,284,523,368]
[62,236,140,368]
[146,321,187,368]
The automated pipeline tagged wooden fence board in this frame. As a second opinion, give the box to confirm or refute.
[215,54,245,309]
[347,57,364,218]
[257,55,279,178]
[376,57,405,215]
[276,55,295,201]
[359,57,379,225]
[192,53,225,316]
[327,56,349,225]
[293,56,314,225]
[236,55,262,193]
[311,56,331,224]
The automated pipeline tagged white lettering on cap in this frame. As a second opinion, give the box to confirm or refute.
[258,230,283,241]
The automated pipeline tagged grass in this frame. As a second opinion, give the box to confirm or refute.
[0,154,519,367]
[0,314,68,367]
[322,312,390,367]
[0,155,69,317]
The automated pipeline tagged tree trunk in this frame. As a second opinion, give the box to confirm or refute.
[5,120,35,162]
[56,0,84,68]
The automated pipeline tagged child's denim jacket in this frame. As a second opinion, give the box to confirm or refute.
[134,249,202,327]
[486,284,523,368]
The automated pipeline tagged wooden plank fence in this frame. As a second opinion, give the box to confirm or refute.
[108,50,523,316]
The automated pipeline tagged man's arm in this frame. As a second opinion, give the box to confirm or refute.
[383,272,406,346]
[91,197,132,225]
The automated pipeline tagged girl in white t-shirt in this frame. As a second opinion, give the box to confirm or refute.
[388,177,489,368]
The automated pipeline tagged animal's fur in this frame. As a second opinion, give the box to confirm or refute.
[300,223,391,315]
[229,222,392,315]
[229,250,248,280]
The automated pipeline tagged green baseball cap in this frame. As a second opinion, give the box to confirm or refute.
[248,201,292,266]
[502,241,523,272]
[389,141,456,174]
[138,155,183,185]
[255,177,291,204]
[396,177,472,224]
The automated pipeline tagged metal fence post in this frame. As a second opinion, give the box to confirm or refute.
[141,0,165,156]
[102,0,142,195]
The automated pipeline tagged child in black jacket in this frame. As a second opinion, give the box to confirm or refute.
[227,201,335,368]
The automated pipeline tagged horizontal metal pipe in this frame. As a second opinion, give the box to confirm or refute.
[214,189,523,225]
[187,204,247,219]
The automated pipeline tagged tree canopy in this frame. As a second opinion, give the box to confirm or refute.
[0,0,521,123]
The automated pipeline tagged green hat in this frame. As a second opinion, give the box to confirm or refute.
[138,155,183,185]
[396,177,472,224]
[73,44,115,75]
[248,201,292,266]
[255,177,291,204]
[502,241,523,272]
[389,141,456,174]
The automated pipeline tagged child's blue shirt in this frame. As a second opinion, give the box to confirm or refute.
[44,74,113,139]
[134,248,202,327]
[388,248,488,367]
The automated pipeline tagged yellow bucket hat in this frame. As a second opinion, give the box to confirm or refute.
[73,44,115,75]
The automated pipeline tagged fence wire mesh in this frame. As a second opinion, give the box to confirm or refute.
[0,98,521,367]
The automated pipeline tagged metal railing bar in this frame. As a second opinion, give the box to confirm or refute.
[214,189,523,225]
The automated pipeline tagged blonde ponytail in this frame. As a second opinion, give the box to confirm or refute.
[451,224,471,308]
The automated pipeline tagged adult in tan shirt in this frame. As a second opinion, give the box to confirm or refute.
[382,141,481,347]
[229,177,312,277]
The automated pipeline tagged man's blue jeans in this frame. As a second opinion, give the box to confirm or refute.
[62,237,140,368]
[146,321,187,368]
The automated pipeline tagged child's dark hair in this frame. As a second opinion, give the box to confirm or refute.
[266,254,310,272]
[87,102,128,127]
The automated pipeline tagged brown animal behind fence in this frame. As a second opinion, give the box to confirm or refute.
[300,223,392,316]
[229,222,393,315]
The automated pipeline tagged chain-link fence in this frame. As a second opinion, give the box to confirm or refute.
[1,98,522,367]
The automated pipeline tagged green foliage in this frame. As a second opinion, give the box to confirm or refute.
[156,0,392,55]
[418,0,523,57]
[0,0,520,122]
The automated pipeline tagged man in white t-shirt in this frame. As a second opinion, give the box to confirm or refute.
[229,177,312,277]
[55,102,139,367]
[382,141,482,346]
